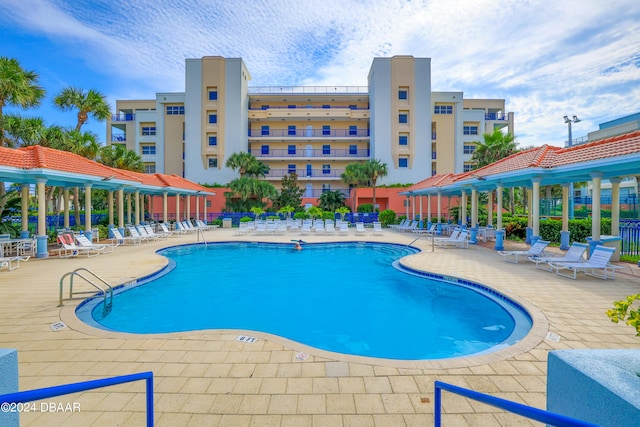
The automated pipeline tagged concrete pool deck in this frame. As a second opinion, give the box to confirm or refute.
[1,228,639,426]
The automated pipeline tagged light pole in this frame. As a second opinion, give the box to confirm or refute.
[564,115,581,219]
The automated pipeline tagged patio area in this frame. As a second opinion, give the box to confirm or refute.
[1,228,639,426]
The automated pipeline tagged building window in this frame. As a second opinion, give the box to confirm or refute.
[208,113,217,124]
[322,125,331,136]
[260,125,270,136]
[261,145,269,155]
[288,104,296,109]
[322,144,330,155]
[399,157,408,168]
[322,184,331,193]
[399,111,408,123]
[288,125,296,136]
[322,104,330,109]
[141,126,156,136]
[208,135,217,146]
[463,144,476,154]
[349,144,358,155]
[166,105,184,115]
[208,89,218,101]
[349,104,357,110]
[349,125,357,136]
[288,145,296,155]
[463,126,479,135]
[261,105,269,110]
[322,164,331,174]
[141,144,156,155]
[399,134,408,146]
[208,157,218,168]
[463,164,473,172]
[143,163,156,174]
[434,105,453,114]
[288,164,296,174]
[398,89,408,100]
[432,170,437,176]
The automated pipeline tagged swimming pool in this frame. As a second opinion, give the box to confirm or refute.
[77,242,532,360]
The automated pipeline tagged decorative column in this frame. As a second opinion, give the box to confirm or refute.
[405,196,410,220]
[419,196,423,223]
[175,193,181,223]
[163,192,168,224]
[186,194,191,222]
[63,188,70,229]
[470,188,478,244]
[427,194,432,224]
[532,178,541,243]
[411,195,416,221]
[195,195,201,222]
[495,184,504,251]
[436,192,442,234]
[20,184,29,238]
[526,186,533,244]
[487,190,493,228]
[610,177,622,237]
[84,183,93,241]
[117,188,125,235]
[36,179,48,258]
[589,173,603,255]
[203,195,208,224]
[460,190,467,227]
[134,190,140,225]
[126,193,132,224]
[560,184,570,250]
[140,192,145,223]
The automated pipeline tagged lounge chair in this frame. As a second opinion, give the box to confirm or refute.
[372,221,384,235]
[389,219,408,230]
[196,219,217,230]
[0,255,28,271]
[136,225,160,242]
[412,223,436,237]
[434,230,469,248]
[57,233,100,258]
[158,223,183,237]
[143,224,167,239]
[110,228,142,246]
[338,222,350,234]
[128,226,155,242]
[548,245,623,279]
[497,240,550,263]
[528,242,588,271]
[75,234,117,254]
[325,222,336,235]
[355,222,367,235]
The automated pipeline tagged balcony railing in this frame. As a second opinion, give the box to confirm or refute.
[111,135,127,142]
[111,113,135,122]
[265,168,345,178]
[248,86,368,94]
[249,129,370,138]
[303,188,351,198]
[249,105,368,111]
[485,113,509,120]
[251,148,369,158]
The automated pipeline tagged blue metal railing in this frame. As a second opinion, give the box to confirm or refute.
[249,129,370,137]
[0,372,154,427]
[434,381,598,427]
[248,85,368,94]
[250,148,369,158]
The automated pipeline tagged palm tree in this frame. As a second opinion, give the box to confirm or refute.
[318,190,346,212]
[226,152,269,177]
[341,162,367,211]
[0,57,45,211]
[471,129,517,168]
[53,87,110,131]
[99,144,144,172]
[361,159,388,211]
[1,115,65,148]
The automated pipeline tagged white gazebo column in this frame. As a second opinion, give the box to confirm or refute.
[427,194,432,224]
[195,195,200,222]
[405,196,410,220]
[526,186,533,244]
[203,195,208,224]
[163,192,168,224]
[436,192,442,234]
[460,190,467,226]
[84,183,93,241]
[63,188,70,229]
[148,195,154,223]
[175,193,181,223]
[419,195,423,222]
[20,184,29,238]
[610,178,621,236]
[495,184,504,250]
[107,191,114,227]
[140,192,145,223]
[411,195,416,221]
[560,184,570,250]
[35,179,48,258]
[186,194,191,223]
[470,188,478,244]
[126,193,132,224]
[487,190,493,228]
[589,173,603,254]
[532,178,541,242]
[117,188,125,234]
[134,190,140,225]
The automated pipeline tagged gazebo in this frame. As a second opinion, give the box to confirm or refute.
[401,130,640,253]
[0,145,216,258]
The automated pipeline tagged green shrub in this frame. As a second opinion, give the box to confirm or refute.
[239,216,253,222]
[293,211,309,220]
[211,219,223,227]
[321,211,334,220]
[378,210,397,227]
[357,204,374,213]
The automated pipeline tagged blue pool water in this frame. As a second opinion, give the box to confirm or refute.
[78,242,532,360]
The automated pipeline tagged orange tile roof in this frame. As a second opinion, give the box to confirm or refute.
[0,145,214,194]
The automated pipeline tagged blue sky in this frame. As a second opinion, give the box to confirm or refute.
[2,0,639,148]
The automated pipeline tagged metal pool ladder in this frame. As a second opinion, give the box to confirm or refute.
[59,268,113,316]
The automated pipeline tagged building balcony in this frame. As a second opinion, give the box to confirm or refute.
[264,168,345,179]
[251,148,369,159]
[111,113,135,122]
[303,188,351,198]
[485,113,509,121]
[111,135,127,142]
[249,129,370,138]
[248,86,368,94]
[248,105,369,120]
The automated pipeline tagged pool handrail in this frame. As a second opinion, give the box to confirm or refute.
[0,371,154,427]
[434,380,598,427]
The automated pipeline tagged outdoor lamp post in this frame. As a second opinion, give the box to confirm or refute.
[564,115,581,219]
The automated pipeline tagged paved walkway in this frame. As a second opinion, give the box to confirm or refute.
[1,228,638,426]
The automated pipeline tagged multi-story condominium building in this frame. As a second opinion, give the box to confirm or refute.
[107,55,513,200]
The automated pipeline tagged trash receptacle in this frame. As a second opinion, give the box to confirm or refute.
[222,218,232,229]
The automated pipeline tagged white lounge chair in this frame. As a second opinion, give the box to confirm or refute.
[412,223,436,237]
[338,222,350,234]
[389,219,408,230]
[136,225,160,242]
[372,221,384,235]
[110,228,142,246]
[549,245,623,279]
[325,222,336,235]
[355,222,367,235]
[434,230,469,248]
[128,226,155,242]
[497,240,550,263]
[57,233,100,258]
[159,223,184,237]
[1,255,28,271]
[75,234,116,254]
[528,242,588,271]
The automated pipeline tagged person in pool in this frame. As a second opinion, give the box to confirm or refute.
[293,242,302,250]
